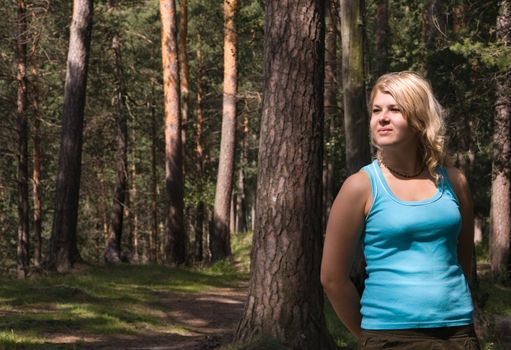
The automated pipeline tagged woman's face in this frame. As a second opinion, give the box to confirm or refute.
[370,91,418,149]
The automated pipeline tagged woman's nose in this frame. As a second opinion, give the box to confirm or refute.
[379,111,390,123]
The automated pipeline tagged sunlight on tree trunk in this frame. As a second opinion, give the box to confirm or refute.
[47,0,93,272]
[160,0,186,265]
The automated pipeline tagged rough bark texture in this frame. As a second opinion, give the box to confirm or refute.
[47,0,93,272]
[490,0,511,276]
[104,35,129,264]
[235,1,336,348]
[160,0,186,265]
[16,0,30,278]
[339,0,370,176]
[210,0,238,261]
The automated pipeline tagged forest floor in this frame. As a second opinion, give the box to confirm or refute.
[0,263,249,350]
[47,283,248,350]
[0,236,509,350]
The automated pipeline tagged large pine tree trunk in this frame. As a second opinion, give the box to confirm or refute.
[210,0,238,261]
[235,1,336,348]
[160,0,186,265]
[104,35,129,264]
[16,0,30,278]
[47,0,93,272]
[490,0,511,277]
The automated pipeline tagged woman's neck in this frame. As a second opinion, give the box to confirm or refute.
[378,148,424,177]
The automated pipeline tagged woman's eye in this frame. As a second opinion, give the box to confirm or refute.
[391,108,401,112]
[372,109,381,113]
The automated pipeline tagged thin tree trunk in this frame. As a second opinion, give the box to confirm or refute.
[47,0,93,272]
[235,1,336,348]
[195,201,205,261]
[31,63,42,267]
[490,0,511,277]
[128,136,139,263]
[230,194,236,234]
[16,0,30,278]
[236,116,248,233]
[150,84,159,263]
[195,34,205,262]
[210,0,238,261]
[160,0,185,265]
[374,0,389,77]
[339,0,370,175]
[339,0,370,295]
[178,0,189,164]
[104,35,129,264]
[323,0,337,226]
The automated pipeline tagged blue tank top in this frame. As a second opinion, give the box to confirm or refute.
[360,159,474,330]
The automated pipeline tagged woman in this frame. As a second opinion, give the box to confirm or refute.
[321,71,480,349]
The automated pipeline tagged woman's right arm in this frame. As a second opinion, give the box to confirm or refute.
[320,171,371,338]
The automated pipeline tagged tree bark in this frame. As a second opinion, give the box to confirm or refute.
[160,0,186,265]
[104,35,129,264]
[339,0,370,295]
[323,0,337,226]
[195,34,205,261]
[150,83,159,263]
[16,0,30,278]
[490,0,511,277]
[235,1,336,348]
[128,134,139,263]
[210,0,238,261]
[374,0,389,77]
[236,114,248,233]
[339,0,370,176]
[178,0,189,164]
[47,0,93,272]
[31,63,42,267]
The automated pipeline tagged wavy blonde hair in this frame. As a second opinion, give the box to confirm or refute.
[369,71,447,183]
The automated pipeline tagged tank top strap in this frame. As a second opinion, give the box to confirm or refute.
[360,159,382,207]
[436,166,460,205]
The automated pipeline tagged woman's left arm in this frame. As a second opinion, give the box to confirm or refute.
[447,167,474,279]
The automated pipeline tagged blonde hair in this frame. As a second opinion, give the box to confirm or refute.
[369,71,446,182]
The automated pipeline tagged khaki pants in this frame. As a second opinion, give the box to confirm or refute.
[358,324,480,350]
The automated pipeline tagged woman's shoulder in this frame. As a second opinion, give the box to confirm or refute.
[443,165,471,199]
[338,171,372,199]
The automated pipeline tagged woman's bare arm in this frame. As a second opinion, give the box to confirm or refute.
[321,172,371,338]
[447,167,474,280]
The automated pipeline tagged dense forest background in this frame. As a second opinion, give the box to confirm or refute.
[0,0,510,348]
[1,0,506,271]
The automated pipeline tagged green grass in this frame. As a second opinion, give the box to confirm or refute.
[0,232,253,348]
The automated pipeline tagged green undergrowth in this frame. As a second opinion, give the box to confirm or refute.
[0,232,252,348]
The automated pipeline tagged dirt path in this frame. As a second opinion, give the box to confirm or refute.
[46,284,248,350]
